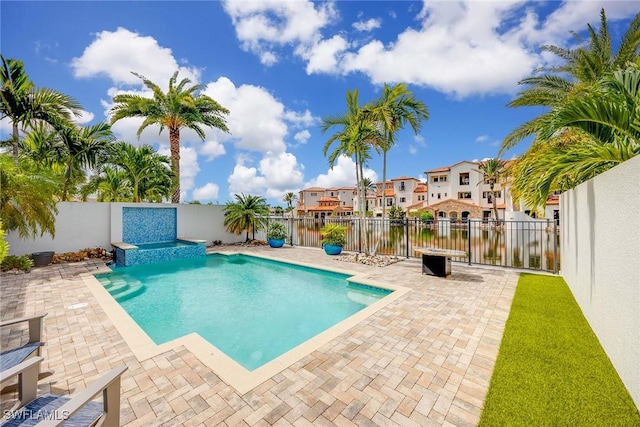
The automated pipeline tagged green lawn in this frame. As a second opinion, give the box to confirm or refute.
[479,273,640,426]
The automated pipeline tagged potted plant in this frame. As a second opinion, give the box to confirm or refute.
[321,224,347,255]
[266,222,287,248]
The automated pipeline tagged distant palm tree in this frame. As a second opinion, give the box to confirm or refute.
[283,192,297,214]
[500,9,640,153]
[364,83,429,218]
[223,193,270,241]
[110,71,230,203]
[361,177,376,212]
[0,154,60,238]
[0,55,82,165]
[477,158,508,221]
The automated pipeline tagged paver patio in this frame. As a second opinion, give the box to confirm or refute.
[0,246,518,426]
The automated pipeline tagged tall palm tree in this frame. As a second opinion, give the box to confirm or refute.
[477,158,508,221]
[364,83,429,218]
[321,89,382,254]
[0,154,60,238]
[0,55,82,165]
[55,121,116,201]
[500,9,640,154]
[110,71,230,203]
[223,193,270,242]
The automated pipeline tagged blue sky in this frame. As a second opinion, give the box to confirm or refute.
[1,1,637,206]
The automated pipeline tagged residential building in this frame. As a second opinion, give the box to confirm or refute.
[423,160,509,221]
[296,187,356,218]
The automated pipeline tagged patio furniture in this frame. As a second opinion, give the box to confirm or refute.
[0,313,47,374]
[414,247,467,277]
[0,356,127,427]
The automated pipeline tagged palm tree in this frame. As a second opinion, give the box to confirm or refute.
[500,9,640,154]
[0,55,82,165]
[321,89,382,254]
[477,158,508,221]
[223,193,270,241]
[364,83,429,218]
[55,122,116,201]
[283,192,297,214]
[511,67,640,211]
[0,154,60,239]
[82,167,133,202]
[110,71,230,203]
[110,142,173,202]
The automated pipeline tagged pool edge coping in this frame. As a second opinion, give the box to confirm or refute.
[82,252,411,395]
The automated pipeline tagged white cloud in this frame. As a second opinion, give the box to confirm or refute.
[221,1,638,98]
[192,183,220,202]
[204,77,312,153]
[72,110,95,125]
[305,155,378,188]
[222,0,338,66]
[227,151,305,200]
[408,145,417,155]
[475,135,489,143]
[305,35,349,74]
[200,140,226,160]
[353,18,381,32]
[71,27,200,87]
[293,130,311,145]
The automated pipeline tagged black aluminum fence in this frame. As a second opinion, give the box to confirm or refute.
[267,217,560,273]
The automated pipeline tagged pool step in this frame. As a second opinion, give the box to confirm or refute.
[113,284,146,303]
[104,282,130,294]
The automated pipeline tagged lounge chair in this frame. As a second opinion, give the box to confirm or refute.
[0,356,127,427]
[0,313,47,373]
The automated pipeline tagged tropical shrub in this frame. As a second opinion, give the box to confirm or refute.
[420,211,434,223]
[267,222,287,240]
[321,224,347,247]
[1,254,33,272]
[0,219,9,264]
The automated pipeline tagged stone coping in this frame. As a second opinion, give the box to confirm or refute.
[414,247,468,257]
[110,242,138,250]
[177,237,207,244]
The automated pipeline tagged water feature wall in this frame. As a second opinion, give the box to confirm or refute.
[123,207,177,244]
[114,207,206,267]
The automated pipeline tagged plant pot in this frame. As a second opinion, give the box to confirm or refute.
[268,238,285,248]
[323,244,343,255]
[31,251,54,267]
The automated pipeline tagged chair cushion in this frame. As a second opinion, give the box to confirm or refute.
[0,394,103,427]
[0,342,43,371]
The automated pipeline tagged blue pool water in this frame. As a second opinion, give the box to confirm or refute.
[96,254,391,370]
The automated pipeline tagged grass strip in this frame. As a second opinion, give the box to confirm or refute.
[479,273,640,426]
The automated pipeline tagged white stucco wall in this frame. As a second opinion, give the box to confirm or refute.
[6,202,111,254]
[561,155,640,407]
[6,202,244,256]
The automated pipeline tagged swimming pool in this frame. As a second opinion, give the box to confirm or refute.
[96,253,391,370]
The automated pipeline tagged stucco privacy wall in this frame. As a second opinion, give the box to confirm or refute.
[561,155,640,407]
[6,202,244,255]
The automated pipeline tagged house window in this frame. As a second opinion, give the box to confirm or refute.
[343,201,346,205]
[400,182,406,191]
[400,197,406,203]
[437,193,441,199]
[387,199,393,206]
[310,192,317,196]
[330,192,334,196]
[459,173,469,185]
[431,175,447,183]
[484,191,502,198]
[458,192,472,199]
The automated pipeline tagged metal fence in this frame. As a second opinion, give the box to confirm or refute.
[268,217,560,273]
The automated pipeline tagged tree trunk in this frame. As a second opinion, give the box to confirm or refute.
[381,150,388,219]
[12,122,19,166]
[490,182,498,222]
[169,127,181,203]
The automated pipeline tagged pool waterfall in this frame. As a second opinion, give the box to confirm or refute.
[111,207,206,267]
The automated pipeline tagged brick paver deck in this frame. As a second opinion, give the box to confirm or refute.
[0,246,519,426]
